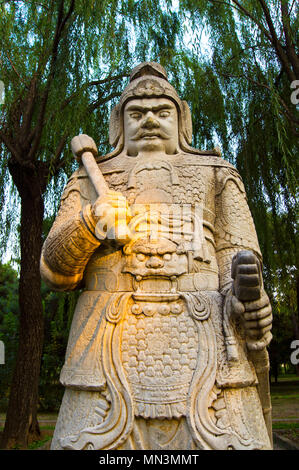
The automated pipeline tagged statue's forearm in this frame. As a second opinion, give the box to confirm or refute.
[217,247,244,294]
[41,203,100,290]
[215,167,262,294]
[217,247,262,295]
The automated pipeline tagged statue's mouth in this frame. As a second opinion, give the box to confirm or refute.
[141,133,161,139]
[132,130,169,140]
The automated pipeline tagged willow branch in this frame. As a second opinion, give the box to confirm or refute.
[257,0,296,82]
[20,75,38,146]
[49,134,68,174]
[0,132,18,160]
[59,73,128,111]
[226,43,270,64]
[288,0,296,15]
[88,92,121,113]
[4,50,24,83]
[0,0,50,9]
[42,73,127,128]
[280,0,299,78]
[222,72,299,127]
[230,0,273,43]
[28,0,75,161]
[0,131,36,167]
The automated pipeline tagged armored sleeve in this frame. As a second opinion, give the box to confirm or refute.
[214,166,261,293]
[40,173,101,291]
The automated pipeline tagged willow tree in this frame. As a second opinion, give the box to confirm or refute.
[179,0,299,351]
[0,0,183,448]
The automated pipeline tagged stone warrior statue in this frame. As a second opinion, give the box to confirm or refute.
[41,62,273,450]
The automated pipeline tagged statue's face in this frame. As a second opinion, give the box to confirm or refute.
[123,97,179,156]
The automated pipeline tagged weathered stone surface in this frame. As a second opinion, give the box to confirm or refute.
[41,62,273,450]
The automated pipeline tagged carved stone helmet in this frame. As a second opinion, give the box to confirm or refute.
[108,62,194,154]
[105,62,219,159]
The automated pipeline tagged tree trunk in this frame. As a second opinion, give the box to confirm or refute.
[292,274,299,375]
[1,162,45,449]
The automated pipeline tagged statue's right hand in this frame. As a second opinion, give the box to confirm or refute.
[71,134,98,161]
[92,190,132,244]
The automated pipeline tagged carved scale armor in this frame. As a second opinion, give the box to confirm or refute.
[41,152,272,450]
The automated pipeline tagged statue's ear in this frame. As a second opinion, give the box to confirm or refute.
[109,104,121,147]
[181,100,192,144]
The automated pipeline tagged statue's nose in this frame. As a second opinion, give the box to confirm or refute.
[145,256,164,269]
[141,114,159,129]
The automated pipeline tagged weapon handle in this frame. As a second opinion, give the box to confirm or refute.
[81,151,109,197]
[80,150,131,244]
[70,134,108,197]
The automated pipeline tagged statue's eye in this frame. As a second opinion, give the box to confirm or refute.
[163,253,172,261]
[159,110,170,118]
[130,112,142,120]
[137,253,146,261]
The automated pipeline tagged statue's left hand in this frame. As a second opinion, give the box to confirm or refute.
[230,250,272,350]
[231,291,272,350]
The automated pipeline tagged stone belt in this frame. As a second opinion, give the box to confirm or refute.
[84,270,219,292]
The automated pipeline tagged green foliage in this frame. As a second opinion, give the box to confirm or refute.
[39,285,80,411]
[0,263,19,410]
[272,422,299,430]
[0,260,79,412]
[27,435,52,450]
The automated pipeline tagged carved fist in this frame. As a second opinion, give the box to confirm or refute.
[71,134,98,162]
[92,190,132,245]
[231,250,272,350]
[231,250,262,301]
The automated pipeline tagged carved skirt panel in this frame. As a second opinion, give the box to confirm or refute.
[121,301,198,419]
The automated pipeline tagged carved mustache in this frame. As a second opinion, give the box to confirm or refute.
[130,129,170,141]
